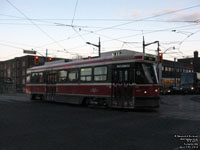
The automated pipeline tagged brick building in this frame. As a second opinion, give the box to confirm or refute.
[161,59,193,88]
[178,51,200,72]
[0,55,68,93]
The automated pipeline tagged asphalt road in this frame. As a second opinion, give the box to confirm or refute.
[0,94,200,150]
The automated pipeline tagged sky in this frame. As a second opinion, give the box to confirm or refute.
[0,0,200,61]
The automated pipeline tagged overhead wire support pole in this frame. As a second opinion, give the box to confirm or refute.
[46,49,48,62]
[98,37,101,57]
[86,37,101,57]
[143,36,145,54]
[142,37,159,55]
[142,39,162,84]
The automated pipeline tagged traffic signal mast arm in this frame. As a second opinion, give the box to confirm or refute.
[143,41,159,47]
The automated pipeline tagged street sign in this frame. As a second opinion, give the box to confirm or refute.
[23,50,36,54]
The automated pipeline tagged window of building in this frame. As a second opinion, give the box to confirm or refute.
[80,68,92,81]
[168,67,172,72]
[22,61,26,67]
[165,67,168,72]
[94,66,107,81]
[17,61,20,68]
[22,70,26,76]
[16,79,20,84]
[68,69,79,82]
[162,66,165,71]
[58,70,67,82]
[22,78,25,85]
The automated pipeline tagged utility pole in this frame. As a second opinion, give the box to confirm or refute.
[98,37,101,57]
[156,41,162,85]
[143,36,145,54]
[86,37,101,57]
[142,38,162,84]
[174,57,177,87]
[46,49,48,62]
[142,37,159,55]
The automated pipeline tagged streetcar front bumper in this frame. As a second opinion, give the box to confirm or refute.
[134,96,160,108]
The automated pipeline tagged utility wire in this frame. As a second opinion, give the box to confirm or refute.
[89,4,200,33]
[0,14,199,23]
[0,43,24,49]
[70,0,87,43]
[35,4,200,49]
[71,0,79,25]
[62,23,200,55]
[3,2,200,57]
[5,0,65,50]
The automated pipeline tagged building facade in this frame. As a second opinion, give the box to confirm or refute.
[0,55,67,93]
[161,60,193,88]
[178,51,200,72]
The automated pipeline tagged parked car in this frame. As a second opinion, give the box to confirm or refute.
[160,86,180,95]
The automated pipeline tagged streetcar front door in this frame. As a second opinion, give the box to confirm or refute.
[111,68,134,108]
[46,73,57,101]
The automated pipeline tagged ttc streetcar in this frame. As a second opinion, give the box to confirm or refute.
[26,50,160,109]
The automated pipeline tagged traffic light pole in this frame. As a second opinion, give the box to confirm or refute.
[142,38,162,85]
[156,41,162,85]
[46,49,48,62]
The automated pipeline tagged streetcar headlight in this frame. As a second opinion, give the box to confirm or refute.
[144,90,147,94]
[155,89,158,93]
[191,87,194,90]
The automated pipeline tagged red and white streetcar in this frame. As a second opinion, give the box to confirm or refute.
[26,50,160,109]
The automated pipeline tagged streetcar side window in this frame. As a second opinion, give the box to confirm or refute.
[58,70,67,82]
[94,66,107,81]
[26,75,30,84]
[68,69,79,82]
[80,68,92,82]
[31,72,44,83]
[39,72,44,83]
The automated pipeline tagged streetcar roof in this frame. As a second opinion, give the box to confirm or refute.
[30,50,156,72]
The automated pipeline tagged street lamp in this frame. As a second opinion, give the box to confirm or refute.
[86,37,101,57]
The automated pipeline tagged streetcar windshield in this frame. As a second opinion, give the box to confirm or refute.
[135,62,158,84]
[180,73,195,85]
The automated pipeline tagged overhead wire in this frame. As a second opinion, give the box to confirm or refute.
[71,0,79,26]
[2,3,200,58]
[5,0,66,50]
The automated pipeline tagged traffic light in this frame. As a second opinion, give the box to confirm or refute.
[34,56,39,65]
[48,57,52,61]
[158,53,163,63]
